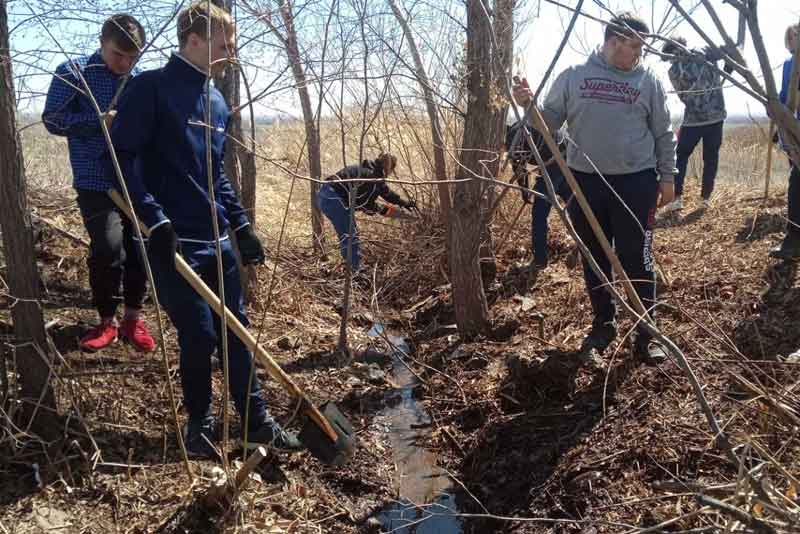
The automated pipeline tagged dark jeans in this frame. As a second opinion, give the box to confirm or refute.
[317,184,360,270]
[147,238,268,425]
[675,121,724,199]
[788,164,800,238]
[569,169,659,339]
[76,189,147,318]
[532,164,572,266]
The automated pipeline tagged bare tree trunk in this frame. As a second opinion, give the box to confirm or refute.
[278,1,325,254]
[387,0,451,224]
[0,0,59,440]
[476,0,514,283]
[449,0,503,336]
[213,0,258,301]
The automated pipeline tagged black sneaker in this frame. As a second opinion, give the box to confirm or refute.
[527,262,541,288]
[633,336,668,366]
[565,247,580,269]
[183,415,220,458]
[243,420,303,452]
[577,322,616,367]
[579,322,617,354]
[769,235,800,260]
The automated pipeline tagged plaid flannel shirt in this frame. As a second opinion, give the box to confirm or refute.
[42,50,129,191]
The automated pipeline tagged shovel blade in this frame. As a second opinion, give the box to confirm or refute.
[298,402,356,466]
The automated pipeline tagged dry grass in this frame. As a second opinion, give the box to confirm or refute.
[4,117,799,533]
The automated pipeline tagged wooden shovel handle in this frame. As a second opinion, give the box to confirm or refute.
[108,189,338,443]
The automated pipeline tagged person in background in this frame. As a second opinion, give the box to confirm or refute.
[661,36,734,212]
[770,23,800,261]
[107,2,301,457]
[505,119,571,283]
[513,12,677,365]
[317,153,416,275]
[42,14,156,353]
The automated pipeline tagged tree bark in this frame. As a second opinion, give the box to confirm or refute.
[278,1,325,253]
[449,0,504,336]
[213,0,258,301]
[0,0,59,440]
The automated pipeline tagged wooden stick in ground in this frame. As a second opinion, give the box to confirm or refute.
[107,190,339,444]
[764,121,776,201]
[234,445,267,492]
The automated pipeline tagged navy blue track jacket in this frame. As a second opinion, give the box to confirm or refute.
[108,53,249,242]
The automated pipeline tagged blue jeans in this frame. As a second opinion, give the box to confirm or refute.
[569,169,659,339]
[147,238,268,426]
[532,164,571,267]
[675,121,723,199]
[318,184,360,270]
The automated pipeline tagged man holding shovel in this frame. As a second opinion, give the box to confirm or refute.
[107,2,301,457]
[43,14,156,354]
[513,12,677,364]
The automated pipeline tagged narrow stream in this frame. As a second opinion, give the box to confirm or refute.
[368,323,463,534]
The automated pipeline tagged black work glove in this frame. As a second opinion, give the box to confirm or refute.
[148,222,180,267]
[236,225,265,265]
[401,199,417,211]
[723,62,734,75]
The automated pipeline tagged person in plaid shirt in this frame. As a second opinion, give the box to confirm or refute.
[42,14,155,353]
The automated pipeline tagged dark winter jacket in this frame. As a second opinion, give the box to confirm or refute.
[106,53,249,242]
[325,159,406,214]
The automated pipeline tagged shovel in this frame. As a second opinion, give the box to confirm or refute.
[108,189,356,465]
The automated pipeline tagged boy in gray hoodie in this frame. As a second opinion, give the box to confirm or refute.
[514,12,677,364]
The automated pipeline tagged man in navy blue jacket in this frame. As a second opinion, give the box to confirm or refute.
[43,14,155,354]
[108,2,301,457]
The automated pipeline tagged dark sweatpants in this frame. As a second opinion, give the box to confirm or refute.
[147,238,269,426]
[76,189,147,318]
[788,164,800,238]
[569,169,659,339]
[675,121,724,199]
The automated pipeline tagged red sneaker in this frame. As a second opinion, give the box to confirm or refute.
[119,318,156,353]
[80,322,118,352]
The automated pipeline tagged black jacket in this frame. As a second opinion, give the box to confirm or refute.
[325,159,405,214]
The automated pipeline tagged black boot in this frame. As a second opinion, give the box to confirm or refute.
[577,321,616,367]
[770,233,800,260]
[579,321,617,354]
[183,414,220,458]
[633,334,668,366]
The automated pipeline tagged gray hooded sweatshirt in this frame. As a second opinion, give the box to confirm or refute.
[537,51,678,182]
